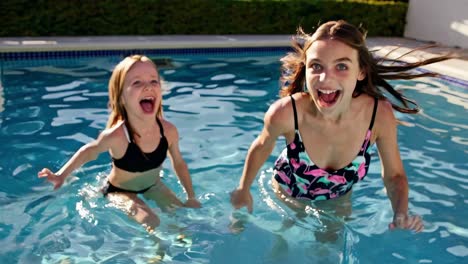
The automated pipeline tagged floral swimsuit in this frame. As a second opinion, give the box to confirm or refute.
[273,96,378,201]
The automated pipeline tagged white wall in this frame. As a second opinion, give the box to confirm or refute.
[404,0,468,48]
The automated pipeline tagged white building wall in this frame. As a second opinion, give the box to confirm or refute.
[404,0,468,48]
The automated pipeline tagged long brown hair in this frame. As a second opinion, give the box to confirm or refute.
[106,55,163,135]
[280,20,453,113]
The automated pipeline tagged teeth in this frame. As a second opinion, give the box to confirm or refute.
[318,89,336,94]
[143,97,154,101]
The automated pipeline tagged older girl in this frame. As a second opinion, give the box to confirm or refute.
[231,20,451,233]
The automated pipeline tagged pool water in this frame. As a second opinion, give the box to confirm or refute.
[0,52,467,263]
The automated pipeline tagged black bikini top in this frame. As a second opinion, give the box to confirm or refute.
[112,118,168,173]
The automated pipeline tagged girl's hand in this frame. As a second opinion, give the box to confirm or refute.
[389,213,424,233]
[184,198,202,208]
[230,188,253,213]
[38,168,65,190]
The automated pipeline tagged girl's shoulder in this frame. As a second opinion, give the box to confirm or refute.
[372,98,398,139]
[265,93,308,132]
[356,95,396,123]
[159,118,176,132]
[268,92,308,115]
[353,94,391,114]
[159,118,179,143]
[101,120,127,141]
[266,95,294,122]
[375,98,396,122]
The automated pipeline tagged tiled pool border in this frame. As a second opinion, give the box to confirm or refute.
[415,68,468,88]
[0,47,291,60]
[1,47,467,88]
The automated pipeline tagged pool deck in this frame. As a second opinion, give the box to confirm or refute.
[0,35,467,82]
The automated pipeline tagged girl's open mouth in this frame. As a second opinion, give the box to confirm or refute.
[317,89,340,107]
[139,97,155,114]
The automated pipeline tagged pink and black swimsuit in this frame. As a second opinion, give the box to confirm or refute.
[273,96,378,201]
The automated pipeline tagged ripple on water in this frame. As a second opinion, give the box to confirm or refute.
[2,121,44,135]
[63,96,89,102]
[234,79,257,84]
[210,74,236,81]
[42,89,90,100]
[45,80,86,92]
[446,245,468,257]
[7,106,40,118]
[12,163,33,177]
[164,81,203,90]
[191,63,228,69]
[52,108,107,127]
[452,136,468,145]
[163,69,175,74]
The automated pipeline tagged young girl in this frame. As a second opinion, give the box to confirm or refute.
[38,55,201,233]
[231,20,452,233]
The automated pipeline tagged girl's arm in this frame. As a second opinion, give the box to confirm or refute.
[231,98,291,213]
[165,121,201,208]
[375,101,423,232]
[38,129,114,190]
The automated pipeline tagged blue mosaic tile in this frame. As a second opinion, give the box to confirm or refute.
[415,68,468,88]
[0,47,292,61]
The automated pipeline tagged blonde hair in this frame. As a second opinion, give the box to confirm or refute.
[106,55,163,130]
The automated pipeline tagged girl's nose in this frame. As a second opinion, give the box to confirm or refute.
[319,72,327,82]
[143,82,153,90]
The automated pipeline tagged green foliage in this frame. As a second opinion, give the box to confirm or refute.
[0,0,408,37]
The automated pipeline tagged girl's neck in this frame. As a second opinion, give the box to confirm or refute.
[126,115,157,138]
[312,100,353,125]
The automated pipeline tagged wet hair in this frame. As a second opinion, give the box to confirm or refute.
[106,55,163,135]
[280,20,453,113]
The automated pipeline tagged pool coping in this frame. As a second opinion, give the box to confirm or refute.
[1,35,467,84]
[0,35,292,51]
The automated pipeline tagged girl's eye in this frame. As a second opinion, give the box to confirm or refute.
[150,80,159,85]
[310,63,322,72]
[336,63,348,71]
[132,80,144,88]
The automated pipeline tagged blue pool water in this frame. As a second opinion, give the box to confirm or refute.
[0,51,467,263]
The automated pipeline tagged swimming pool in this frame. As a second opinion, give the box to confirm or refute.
[0,50,467,263]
